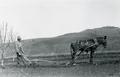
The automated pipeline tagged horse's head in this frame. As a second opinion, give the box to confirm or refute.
[96,36,107,48]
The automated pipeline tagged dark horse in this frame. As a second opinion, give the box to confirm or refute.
[69,36,107,64]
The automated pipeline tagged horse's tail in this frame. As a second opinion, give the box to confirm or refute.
[70,43,76,61]
[70,44,74,59]
[66,44,75,65]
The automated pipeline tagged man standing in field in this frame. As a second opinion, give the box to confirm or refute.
[15,36,31,65]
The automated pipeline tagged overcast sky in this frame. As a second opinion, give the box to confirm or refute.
[0,0,120,39]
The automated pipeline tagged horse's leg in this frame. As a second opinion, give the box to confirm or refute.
[89,50,94,63]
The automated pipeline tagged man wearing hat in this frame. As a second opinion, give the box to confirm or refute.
[15,36,31,65]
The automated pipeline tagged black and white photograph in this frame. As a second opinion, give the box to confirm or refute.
[0,0,120,77]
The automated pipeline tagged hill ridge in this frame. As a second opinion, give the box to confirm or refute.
[6,26,120,57]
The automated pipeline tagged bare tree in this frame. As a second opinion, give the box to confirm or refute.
[8,29,17,62]
[0,22,16,67]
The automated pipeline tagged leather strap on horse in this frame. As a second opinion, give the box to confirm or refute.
[83,43,97,51]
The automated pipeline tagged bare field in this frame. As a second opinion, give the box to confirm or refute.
[1,52,120,77]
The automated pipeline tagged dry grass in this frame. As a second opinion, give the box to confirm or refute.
[1,52,120,77]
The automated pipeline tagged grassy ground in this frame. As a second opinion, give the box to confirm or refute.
[1,52,120,77]
[1,62,120,77]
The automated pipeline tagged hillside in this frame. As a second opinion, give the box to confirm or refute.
[5,26,120,57]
